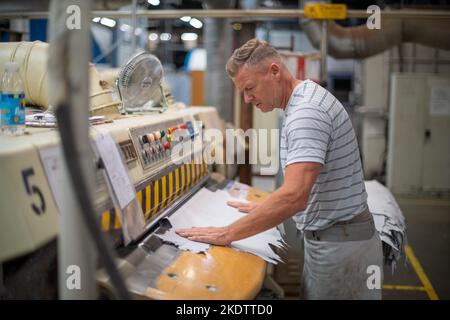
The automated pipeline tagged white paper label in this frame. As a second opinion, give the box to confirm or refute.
[39,145,66,212]
[430,85,450,116]
[94,133,135,209]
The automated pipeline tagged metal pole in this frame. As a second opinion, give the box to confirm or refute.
[131,0,137,54]
[320,20,328,87]
[48,0,96,299]
[237,22,256,186]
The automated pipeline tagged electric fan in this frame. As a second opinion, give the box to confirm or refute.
[116,52,168,113]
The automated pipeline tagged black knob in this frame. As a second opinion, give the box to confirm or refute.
[139,135,149,145]
[425,129,431,141]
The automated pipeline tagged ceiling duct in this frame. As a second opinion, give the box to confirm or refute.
[302,15,450,59]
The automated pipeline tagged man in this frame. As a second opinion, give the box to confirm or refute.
[177,38,383,299]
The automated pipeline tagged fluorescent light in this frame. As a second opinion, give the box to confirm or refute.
[147,0,160,5]
[100,17,116,28]
[92,17,101,23]
[263,0,275,7]
[189,18,203,29]
[160,33,171,41]
[120,23,131,32]
[149,33,159,41]
[180,16,191,22]
[181,33,198,41]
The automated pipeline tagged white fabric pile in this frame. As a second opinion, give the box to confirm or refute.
[365,180,407,267]
[156,188,286,264]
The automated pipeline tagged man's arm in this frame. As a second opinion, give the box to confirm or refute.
[176,162,322,245]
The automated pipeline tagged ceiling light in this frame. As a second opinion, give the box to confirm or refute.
[149,33,159,41]
[120,24,131,32]
[181,33,198,41]
[263,0,275,7]
[147,0,160,6]
[160,33,172,41]
[92,17,101,23]
[100,17,116,28]
[180,16,191,22]
[189,18,203,29]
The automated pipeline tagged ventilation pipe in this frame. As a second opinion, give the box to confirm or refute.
[302,17,450,59]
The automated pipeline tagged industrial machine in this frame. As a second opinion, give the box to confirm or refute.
[0,51,269,299]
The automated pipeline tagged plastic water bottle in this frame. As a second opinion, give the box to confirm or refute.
[1,62,26,135]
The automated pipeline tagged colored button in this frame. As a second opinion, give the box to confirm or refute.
[168,123,187,134]
[163,141,170,150]
[146,133,155,143]
[139,135,148,144]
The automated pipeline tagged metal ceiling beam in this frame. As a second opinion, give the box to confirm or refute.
[0,9,449,20]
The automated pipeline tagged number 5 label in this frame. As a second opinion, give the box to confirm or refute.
[22,167,46,216]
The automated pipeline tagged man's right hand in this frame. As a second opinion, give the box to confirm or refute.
[227,201,259,213]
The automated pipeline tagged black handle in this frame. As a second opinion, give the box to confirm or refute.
[425,129,431,141]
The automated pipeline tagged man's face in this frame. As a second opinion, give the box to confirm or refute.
[233,63,279,113]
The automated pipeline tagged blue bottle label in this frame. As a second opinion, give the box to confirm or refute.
[1,93,25,126]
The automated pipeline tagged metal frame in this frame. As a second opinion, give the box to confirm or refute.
[1,9,449,20]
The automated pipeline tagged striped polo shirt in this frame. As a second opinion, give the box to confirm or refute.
[280,79,367,231]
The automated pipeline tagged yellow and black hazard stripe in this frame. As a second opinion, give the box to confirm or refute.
[102,207,122,230]
[101,159,209,231]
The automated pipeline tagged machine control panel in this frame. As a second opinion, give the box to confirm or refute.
[129,118,198,171]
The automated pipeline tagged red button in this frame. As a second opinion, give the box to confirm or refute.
[163,141,170,150]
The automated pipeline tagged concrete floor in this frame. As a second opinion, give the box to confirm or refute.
[252,176,450,300]
[382,197,450,300]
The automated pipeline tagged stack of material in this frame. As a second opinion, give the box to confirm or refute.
[156,188,285,264]
[365,180,407,268]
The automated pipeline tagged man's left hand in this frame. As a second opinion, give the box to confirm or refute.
[176,226,232,246]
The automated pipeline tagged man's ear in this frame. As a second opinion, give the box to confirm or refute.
[269,63,281,79]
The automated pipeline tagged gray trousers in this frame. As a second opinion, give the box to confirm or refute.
[301,210,384,300]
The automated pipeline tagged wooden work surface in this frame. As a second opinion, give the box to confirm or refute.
[146,184,271,300]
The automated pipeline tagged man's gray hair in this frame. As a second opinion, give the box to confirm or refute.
[226,38,281,78]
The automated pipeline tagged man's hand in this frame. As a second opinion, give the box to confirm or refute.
[176,226,232,246]
[227,201,259,213]
[175,202,258,246]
